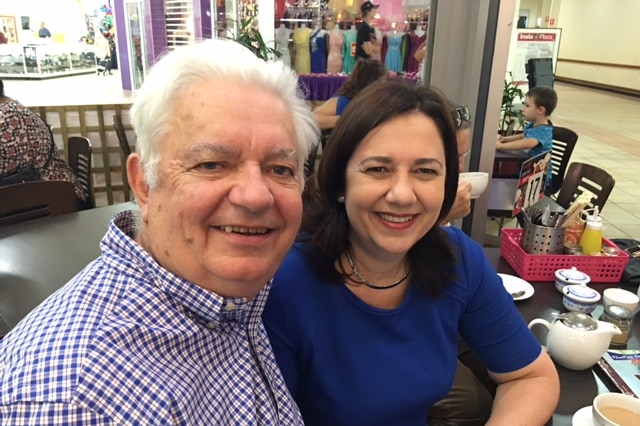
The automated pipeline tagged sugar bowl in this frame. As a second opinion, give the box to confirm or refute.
[555,267,591,294]
[562,282,601,314]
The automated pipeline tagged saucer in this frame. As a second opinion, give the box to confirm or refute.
[498,273,535,301]
[572,405,595,426]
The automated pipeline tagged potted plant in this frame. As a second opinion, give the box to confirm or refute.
[228,16,280,61]
[500,73,525,134]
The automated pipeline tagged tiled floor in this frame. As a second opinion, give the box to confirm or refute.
[486,82,640,241]
[4,75,639,239]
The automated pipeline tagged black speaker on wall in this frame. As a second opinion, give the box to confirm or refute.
[525,57,554,88]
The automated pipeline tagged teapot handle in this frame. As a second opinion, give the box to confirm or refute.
[528,318,551,351]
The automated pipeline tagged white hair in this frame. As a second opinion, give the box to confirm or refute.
[130,39,318,189]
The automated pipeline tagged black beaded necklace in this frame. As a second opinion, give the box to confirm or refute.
[345,248,409,290]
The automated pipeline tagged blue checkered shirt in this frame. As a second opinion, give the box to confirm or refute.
[0,211,303,425]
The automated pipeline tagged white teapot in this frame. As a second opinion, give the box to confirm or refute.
[528,312,621,370]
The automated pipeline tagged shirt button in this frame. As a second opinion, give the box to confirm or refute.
[224,302,237,311]
[206,321,217,330]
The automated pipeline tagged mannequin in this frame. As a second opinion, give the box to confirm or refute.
[342,25,358,74]
[327,23,343,74]
[275,23,292,67]
[310,24,327,73]
[293,23,311,73]
[415,26,425,37]
[384,24,402,73]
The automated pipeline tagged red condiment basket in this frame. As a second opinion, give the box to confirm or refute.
[500,228,629,283]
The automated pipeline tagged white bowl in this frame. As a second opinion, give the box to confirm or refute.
[603,288,639,313]
[592,392,640,425]
[458,172,489,199]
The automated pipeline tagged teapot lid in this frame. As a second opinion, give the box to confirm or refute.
[554,312,598,330]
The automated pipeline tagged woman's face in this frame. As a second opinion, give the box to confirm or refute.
[344,111,447,261]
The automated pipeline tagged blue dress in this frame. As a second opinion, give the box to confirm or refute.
[310,30,327,73]
[385,34,403,73]
[263,227,541,426]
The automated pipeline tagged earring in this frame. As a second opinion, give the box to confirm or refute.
[337,195,345,203]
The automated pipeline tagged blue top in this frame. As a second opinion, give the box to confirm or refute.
[336,95,351,116]
[0,211,302,425]
[524,121,553,185]
[263,227,541,426]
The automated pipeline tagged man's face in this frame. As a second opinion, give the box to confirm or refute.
[132,79,303,298]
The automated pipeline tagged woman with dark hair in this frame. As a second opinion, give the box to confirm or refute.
[312,58,388,130]
[263,80,559,425]
[0,80,87,204]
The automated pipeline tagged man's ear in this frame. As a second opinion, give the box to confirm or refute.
[127,154,150,221]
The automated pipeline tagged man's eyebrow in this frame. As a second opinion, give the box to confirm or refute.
[183,142,236,161]
[265,147,298,161]
[183,143,299,162]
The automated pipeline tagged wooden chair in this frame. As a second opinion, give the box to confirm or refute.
[555,162,616,213]
[113,114,132,158]
[68,136,95,210]
[545,126,578,197]
[0,181,78,226]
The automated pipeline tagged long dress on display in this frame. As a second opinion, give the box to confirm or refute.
[327,28,343,74]
[275,25,292,67]
[310,29,327,73]
[407,30,426,74]
[341,29,357,74]
[293,26,311,74]
[384,33,403,73]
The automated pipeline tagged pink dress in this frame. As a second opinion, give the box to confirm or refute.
[327,30,343,74]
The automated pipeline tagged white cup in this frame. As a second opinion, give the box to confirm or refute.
[603,288,639,313]
[458,172,489,199]
[593,393,640,425]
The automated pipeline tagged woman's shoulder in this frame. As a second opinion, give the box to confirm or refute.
[440,226,486,262]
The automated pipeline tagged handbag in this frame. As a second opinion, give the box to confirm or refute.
[0,165,41,187]
[611,238,640,291]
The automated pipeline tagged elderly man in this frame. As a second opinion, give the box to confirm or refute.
[0,40,318,424]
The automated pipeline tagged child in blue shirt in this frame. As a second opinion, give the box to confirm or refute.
[496,86,558,186]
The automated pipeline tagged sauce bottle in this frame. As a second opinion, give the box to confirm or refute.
[579,206,603,255]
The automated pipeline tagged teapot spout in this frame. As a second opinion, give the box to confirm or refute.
[596,321,622,337]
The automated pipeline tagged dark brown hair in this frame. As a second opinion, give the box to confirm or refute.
[527,86,558,116]
[336,59,388,100]
[301,80,460,298]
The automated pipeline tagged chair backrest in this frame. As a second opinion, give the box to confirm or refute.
[67,136,95,210]
[0,180,78,226]
[545,126,579,196]
[555,162,616,213]
[112,114,132,158]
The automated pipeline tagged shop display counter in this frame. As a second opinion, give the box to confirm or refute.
[0,43,96,79]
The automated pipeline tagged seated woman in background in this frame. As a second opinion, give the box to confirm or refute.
[312,58,388,130]
[0,79,88,205]
[263,80,559,425]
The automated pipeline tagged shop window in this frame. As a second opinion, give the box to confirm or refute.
[165,0,194,47]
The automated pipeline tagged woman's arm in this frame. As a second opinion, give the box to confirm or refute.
[486,350,559,425]
[312,98,340,130]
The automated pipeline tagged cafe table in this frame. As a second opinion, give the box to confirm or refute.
[485,247,637,426]
[0,202,134,337]
[0,205,634,425]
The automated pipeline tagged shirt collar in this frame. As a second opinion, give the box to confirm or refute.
[102,210,273,327]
